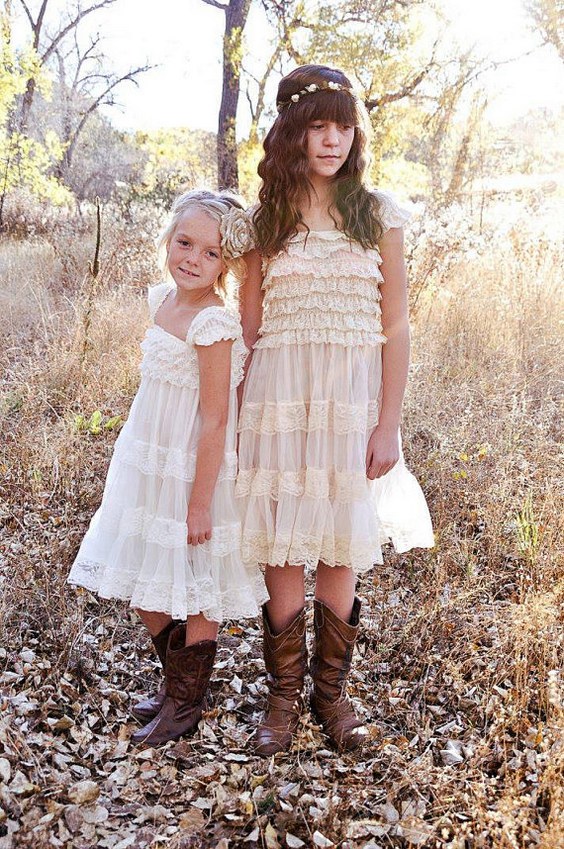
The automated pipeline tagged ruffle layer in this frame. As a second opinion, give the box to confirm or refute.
[286,230,382,258]
[70,554,269,622]
[187,307,244,348]
[254,328,387,349]
[241,527,383,573]
[238,400,379,435]
[114,437,237,482]
[94,504,241,553]
[374,189,412,232]
[236,467,370,501]
[263,255,383,287]
[263,290,382,317]
[239,459,434,573]
[262,275,382,300]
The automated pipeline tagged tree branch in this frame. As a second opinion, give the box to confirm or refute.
[200,0,228,9]
[41,0,117,63]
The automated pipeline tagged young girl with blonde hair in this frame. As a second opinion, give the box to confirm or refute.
[237,65,434,755]
[69,189,268,746]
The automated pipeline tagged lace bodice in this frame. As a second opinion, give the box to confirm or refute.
[141,283,247,388]
[256,190,410,349]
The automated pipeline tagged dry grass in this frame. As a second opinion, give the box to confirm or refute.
[0,207,562,848]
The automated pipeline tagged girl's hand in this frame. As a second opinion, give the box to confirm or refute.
[187,504,212,546]
[366,423,400,480]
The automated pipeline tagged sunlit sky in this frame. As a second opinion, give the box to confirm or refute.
[16,0,564,133]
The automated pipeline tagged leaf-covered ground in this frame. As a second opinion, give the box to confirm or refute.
[1,516,562,849]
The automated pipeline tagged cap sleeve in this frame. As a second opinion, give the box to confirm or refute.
[375,190,412,232]
[147,282,174,321]
[188,307,242,346]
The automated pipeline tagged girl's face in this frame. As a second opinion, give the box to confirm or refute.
[306,119,355,180]
[167,208,225,294]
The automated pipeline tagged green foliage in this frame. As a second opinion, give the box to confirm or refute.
[238,136,262,203]
[1,11,71,208]
[0,15,48,126]
[72,411,123,436]
[125,127,217,211]
[516,493,541,565]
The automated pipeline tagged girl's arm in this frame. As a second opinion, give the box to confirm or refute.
[237,248,264,406]
[188,339,233,545]
[366,225,410,479]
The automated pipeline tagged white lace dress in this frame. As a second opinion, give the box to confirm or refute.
[236,192,435,573]
[68,282,269,621]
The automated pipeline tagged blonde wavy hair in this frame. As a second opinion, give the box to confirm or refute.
[158,189,247,297]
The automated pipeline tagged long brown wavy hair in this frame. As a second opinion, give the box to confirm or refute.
[253,64,383,257]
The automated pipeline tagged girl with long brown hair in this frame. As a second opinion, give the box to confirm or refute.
[237,65,434,755]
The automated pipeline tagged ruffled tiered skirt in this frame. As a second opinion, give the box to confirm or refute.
[68,374,269,622]
[236,342,434,573]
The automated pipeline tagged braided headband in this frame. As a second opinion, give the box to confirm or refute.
[276,81,356,113]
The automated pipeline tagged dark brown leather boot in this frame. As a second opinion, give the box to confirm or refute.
[131,624,216,746]
[131,619,182,721]
[310,597,369,751]
[253,606,307,757]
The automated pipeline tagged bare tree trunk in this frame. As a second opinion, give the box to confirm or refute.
[203,0,251,191]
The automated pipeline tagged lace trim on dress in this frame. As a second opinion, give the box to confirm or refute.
[236,467,370,502]
[140,330,200,388]
[264,292,382,317]
[254,328,387,348]
[285,233,382,262]
[114,438,238,481]
[261,309,383,333]
[263,255,383,286]
[139,327,247,389]
[238,400,379,435]
[241,529,383,572]
[97,505,242,552]
[263,275,383,299]
[69,558,269,621]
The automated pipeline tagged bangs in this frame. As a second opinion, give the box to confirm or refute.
[293,89,361,127]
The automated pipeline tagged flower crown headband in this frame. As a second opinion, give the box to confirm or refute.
[276,80,356,113]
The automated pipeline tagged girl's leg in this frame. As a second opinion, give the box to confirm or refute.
[264,563,306,633]
[185,613,219,645]
[314,563,356,621]
[135,609,172,637]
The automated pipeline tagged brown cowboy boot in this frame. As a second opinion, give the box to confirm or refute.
[131,624,216,745]
[253,606,307,756]
[310,597,369,751]
[131,619,183,721]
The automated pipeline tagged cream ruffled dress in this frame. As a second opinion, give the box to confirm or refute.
[236,192,435,573]
[68,282,269,621]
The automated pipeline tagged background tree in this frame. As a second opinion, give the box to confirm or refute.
[201,0,252,191]
[526,0,564,60]
[49,32,150,184]
[0,4,72,228]
[15,0,117,132]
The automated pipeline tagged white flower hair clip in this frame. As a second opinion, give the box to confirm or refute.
[219,207,255,259]
[277,80,354,113]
